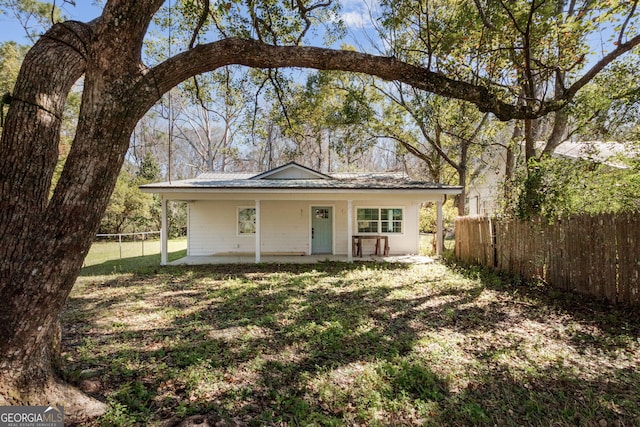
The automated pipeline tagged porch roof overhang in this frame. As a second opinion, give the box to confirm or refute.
[140,178,462,196]
[140,184,462,203]
[140,162,462,201]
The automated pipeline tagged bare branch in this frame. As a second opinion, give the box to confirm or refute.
[267,69,294,131]
[618,0,638,46]
[473,0,495,29]
[498,0,525,36]
[294,0,332,45]
[188,0,210,49]
[247,0,264,42]
[564,33,640,101]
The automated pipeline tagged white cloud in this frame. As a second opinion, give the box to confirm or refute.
[341,11,368,27]
[339,0,380,29]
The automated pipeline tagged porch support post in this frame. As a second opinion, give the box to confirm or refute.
[436,198,444,256]
[347,200,353,262]
[255,199,261,263]
[161,197,168,266]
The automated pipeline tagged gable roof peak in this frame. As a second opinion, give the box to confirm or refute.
[250,162,333,180]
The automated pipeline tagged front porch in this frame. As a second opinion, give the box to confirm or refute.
[168,253,435,265]
[159,198,447,265]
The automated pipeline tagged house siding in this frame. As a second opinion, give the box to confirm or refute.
[261,201,310,254]
[189,201,255,255]
[188,199,422,256]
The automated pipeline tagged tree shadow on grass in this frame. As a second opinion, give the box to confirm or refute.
[449,261,640,352]
[79,249,187,276]
[64,262,486,424]
[435,362,640,426]
[63,261,640,426]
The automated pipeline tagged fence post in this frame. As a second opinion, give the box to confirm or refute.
[488,217,496,268]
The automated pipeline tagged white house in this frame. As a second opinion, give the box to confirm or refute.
[140,162,462,264]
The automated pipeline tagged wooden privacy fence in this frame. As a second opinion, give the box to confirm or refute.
[455,214,640,305]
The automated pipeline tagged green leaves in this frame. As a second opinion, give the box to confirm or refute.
[0,41,27,100]
[511,152,640,219]
[0,0,65,42]
[100,169,156,234]
[569,55,640,141]
[150,0,342,49]
[377,0,636,107]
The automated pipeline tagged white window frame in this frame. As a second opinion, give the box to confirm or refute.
[356,207,404,234]
[237,206,256,236]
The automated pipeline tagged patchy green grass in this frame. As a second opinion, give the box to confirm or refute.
[81,238,187,276]
[63,262,640,426]
[419,234,455,256]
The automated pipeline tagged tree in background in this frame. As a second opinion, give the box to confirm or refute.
[0,42,28,130]
[169,69,247,174]
[99,168,154,234]
[374,82,506,214]
[321,71,381,169]
[270,68,383,171]
[507,54,640,218]
[374,0,639,217]
[566,57,640,143]
[0,0,63,42]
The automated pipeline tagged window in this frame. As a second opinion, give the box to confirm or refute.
[314,208,330,219]
[238,207,256,235]
[381,208,402,233]
[357,208,402,234]
[357,208,379,233]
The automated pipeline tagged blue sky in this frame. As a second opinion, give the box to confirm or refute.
[0,0,376,45]
[0,1,102,43]
[0,0,623,66]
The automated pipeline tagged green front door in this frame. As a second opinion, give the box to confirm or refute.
[312,207,333,254]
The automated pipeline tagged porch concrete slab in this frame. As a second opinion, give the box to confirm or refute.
[168,254,434,266]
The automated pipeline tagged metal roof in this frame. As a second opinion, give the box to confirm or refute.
[140,163,462,193]
[552,141,631,168]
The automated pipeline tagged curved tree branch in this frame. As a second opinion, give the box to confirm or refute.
[473,0,495,29]
[146,37,548,121]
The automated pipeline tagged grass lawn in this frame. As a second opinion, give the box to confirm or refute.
[81,238,188,276]
[418,234,455,256]
[64,262,640,426]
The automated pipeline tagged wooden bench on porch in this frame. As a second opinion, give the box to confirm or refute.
[352,235,390,257]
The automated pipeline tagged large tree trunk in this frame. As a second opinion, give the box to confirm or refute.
[542,108,569,156]
[0,1,165,420]
[504,120,522,201]
[0,20,108,420]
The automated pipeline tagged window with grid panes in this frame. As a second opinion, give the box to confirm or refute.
[356,208,402,233]
[381,208,402,233]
